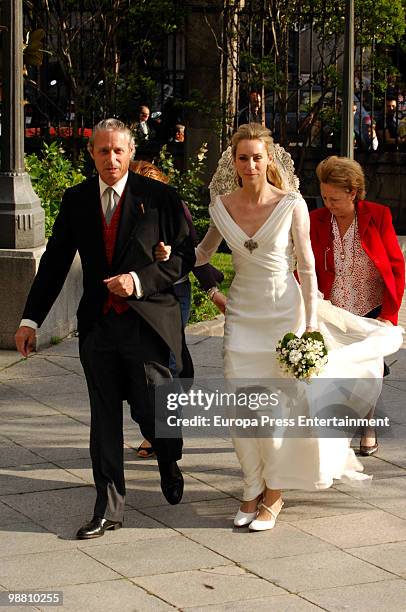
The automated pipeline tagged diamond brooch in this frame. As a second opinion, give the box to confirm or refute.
[244,239,259,253]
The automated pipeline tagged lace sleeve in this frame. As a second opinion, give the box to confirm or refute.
[195,219,224,266]
[291,196,318,329]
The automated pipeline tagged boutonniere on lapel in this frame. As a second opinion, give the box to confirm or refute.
[139,202,145,214]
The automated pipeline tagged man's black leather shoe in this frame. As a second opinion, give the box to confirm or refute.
[159,461,184,505]
[76,516,122,540]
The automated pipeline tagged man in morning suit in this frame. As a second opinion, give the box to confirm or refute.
[15,118,195,539]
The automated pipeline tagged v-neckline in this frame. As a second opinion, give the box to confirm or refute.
[216,192,291,240]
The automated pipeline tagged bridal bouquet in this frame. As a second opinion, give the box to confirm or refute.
[276,332,328,380]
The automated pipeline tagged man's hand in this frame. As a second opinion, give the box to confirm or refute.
[15,326,36,357]
[154,241,172,261]
[104,274,135,297]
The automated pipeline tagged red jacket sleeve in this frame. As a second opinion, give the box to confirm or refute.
[379,206,405,324]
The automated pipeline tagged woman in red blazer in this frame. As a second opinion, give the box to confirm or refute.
[310,155,405,455]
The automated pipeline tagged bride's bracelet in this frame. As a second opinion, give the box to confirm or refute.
[207,286,220,301]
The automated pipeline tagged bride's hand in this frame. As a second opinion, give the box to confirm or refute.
[154,242,171,261]
[376,317,393,326]
[305,326,318,333]
[212,291,227,314]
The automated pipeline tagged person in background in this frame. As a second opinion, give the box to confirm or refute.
[132,105,156,144]
[311,155,405,455]
[130,160,224,458]
[238,91,263,126]
[173,124,185,143]
[376,98,399,148]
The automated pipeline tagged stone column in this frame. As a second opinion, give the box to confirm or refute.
[0,2,80,349]
[340,0,355,158]
[0,0,45,248]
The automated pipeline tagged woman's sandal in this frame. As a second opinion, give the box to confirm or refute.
[136,440,156,459]
[249,500,284,531]
[359,431,378,456]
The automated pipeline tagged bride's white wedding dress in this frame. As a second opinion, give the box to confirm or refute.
[196,192,403,499]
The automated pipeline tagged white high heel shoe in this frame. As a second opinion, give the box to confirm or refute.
[233,508,258,527]
[249,500,284,531]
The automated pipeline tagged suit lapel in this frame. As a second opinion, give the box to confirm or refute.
[112,173,146,269]
[81,178,109,270]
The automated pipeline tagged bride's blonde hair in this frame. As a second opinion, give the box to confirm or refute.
[231,123,283,190]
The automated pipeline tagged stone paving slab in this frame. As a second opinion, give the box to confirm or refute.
[38,337,79,357]
[180,445,240,474]
[1,486,97,523]
[125,471,227,510]
[0,519,77,557]
[0,396,61,422]
[0,463,86,495]
[37,579,175,612]
[0,357,70,381]
[30,393,91,426]
[335,475,406,519]
[84,535,230,579]
[0,500,33,527]
[290,509,406,548]
[346,541,406,577]
[4,373,87,400]
[40,354,85,376]
[0,549,120,590]
[0,349,22,370]
[301,578,406,611]
[0,440,48,468]
[188,337,224,368]
[373,446,406,469]
[0,382,37,402]
[183,594,321,611]
[242,549,395,593]
[144,499,334,563]
[133,565,285,609]
[278,487,373,521]
[355,455,406,479]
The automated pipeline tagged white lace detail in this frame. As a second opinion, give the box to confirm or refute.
[209,144,300,203]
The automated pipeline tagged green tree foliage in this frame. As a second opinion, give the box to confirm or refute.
[234,0,405,144]
[23,0,185,128]
[25,142,85,237]
[158,142,210,238]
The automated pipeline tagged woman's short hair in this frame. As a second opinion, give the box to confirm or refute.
[130,159,169,184]
[316,155,366,200]
[231,123,283,190]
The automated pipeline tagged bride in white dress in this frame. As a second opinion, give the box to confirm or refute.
[158,123,403,531]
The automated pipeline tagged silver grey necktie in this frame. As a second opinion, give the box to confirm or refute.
[105,187,116,225]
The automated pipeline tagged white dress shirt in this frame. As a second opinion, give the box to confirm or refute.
[21,172,143,330]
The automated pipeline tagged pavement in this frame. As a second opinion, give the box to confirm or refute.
[1,300,406,610]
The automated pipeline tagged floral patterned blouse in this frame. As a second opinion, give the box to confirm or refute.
[329,215,384,316]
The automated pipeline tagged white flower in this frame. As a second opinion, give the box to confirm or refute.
[289,350,303,364]
[276,332,328,380]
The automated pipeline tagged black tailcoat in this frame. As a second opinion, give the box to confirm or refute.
[22,170,196,377]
